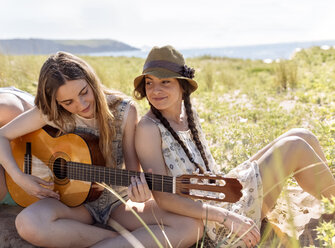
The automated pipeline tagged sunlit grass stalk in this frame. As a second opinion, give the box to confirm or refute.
[150,205,173,248]
[194,227,202,248]
[261,158,329,247]
[97,182,164,248]
[260,150,298,247]
[262,161,326,199]
[201,207,208,248]
[275,185,300,247]
[228,223,254,247]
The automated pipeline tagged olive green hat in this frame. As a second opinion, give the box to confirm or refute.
[134,45,198,92]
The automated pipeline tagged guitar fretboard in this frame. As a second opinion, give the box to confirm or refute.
[67,162,175,193]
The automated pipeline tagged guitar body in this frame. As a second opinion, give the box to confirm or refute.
[5,126,104,207]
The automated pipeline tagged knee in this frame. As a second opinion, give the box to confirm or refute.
[174,217,204,246]
[16,208,48,245]
[286,128,319,146]
[276,136,311,156]
[186,217,204,238]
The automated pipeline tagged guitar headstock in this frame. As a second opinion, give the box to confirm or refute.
[175,173,243,203]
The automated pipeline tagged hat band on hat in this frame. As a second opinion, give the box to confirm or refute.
[143,60,195,79]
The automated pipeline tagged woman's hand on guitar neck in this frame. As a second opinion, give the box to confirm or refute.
[15,173,60,200]
[128,172,152,203]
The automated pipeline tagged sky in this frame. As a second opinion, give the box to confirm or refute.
[1,0,335,49]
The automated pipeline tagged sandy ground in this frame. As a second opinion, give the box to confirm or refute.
[0,205,37,248]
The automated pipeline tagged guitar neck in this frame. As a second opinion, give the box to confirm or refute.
[67,162,175,194]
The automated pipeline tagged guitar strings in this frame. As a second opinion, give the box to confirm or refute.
[21,159,231,201]
[22,157,228,185]
[22,157,176,185]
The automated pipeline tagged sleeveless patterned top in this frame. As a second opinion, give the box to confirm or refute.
[143,107,263,248]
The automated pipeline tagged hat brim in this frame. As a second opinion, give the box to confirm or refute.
[134,68,198,92]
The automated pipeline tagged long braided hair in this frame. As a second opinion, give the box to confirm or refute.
[134,78,210,173]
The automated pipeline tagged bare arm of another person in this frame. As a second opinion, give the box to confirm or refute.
[0,107,59,199]
[135,117,260,247]
[123,103,140,171]
[0,93,30,127]
[123,103,151,202]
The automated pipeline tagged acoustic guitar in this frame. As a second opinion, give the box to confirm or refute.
[5,126,243,207]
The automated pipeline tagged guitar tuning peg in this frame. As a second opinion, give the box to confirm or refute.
[204,171,211,176]
[218,171,226,177]
[219,193,225,200]
[216,179,226,186]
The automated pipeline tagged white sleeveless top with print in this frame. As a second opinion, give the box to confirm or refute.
[144,111,263,248]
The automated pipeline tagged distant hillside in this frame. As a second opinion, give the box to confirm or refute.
[0,39,139,55]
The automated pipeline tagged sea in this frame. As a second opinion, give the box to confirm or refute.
[89,40,335,61]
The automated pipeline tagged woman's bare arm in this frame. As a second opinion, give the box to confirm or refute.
[135,117,260,246]
[0,107,59,199]
[122,103,140,171]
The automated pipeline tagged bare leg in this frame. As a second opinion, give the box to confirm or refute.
[250,128,327,163]
[0,93,32,201]
[16,198,202,248]
[258,136,335,218]
[92,199,203,248]
[16,198,118,247]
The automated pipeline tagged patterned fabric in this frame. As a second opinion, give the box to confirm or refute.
[41,94,132,224]
[144,109,263,248]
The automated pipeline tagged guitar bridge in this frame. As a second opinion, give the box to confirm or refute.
[24,142,32,175]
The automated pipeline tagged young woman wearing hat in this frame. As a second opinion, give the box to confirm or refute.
[0,87,35,206]
[0,52,201,248]
[133,45,335,247]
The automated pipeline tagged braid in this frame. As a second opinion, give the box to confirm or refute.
[183,94,210,171]
[150,103,205,173]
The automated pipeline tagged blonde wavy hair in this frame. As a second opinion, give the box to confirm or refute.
[35,51,122,167]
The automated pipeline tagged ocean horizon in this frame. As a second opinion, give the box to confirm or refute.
[88,40,335,61]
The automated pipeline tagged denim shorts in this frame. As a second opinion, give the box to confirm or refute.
[84,187,128,225]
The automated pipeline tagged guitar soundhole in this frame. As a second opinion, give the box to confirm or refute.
[53,158,67,180]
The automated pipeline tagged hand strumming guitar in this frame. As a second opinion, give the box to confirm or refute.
[14,172,60,200]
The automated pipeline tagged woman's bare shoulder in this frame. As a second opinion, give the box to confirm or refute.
[137,112,159,130]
